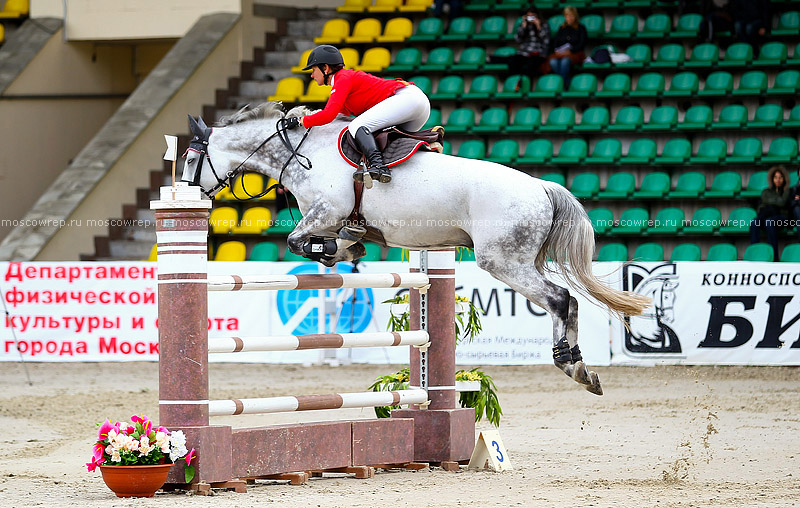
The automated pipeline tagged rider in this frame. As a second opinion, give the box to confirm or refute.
[284,45,431,184]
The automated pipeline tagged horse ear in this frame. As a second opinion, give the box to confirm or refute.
[188,115,202,137]
[197,116,209,131]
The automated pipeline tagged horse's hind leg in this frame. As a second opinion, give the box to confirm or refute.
[479,258,603,396]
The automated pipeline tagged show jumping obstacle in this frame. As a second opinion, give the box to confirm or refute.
[152,183,475,488]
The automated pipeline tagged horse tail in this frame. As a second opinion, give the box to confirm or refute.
[536,181,651,320]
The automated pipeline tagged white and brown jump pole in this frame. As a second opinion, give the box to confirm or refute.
[152,183,474,485]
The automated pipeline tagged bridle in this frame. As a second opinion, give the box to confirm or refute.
[183,117,313,200]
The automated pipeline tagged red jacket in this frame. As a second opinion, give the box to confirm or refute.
[302,69,406,128]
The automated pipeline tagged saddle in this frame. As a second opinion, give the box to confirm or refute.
[338,126,445,169]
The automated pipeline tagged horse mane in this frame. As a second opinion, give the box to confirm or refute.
[215,102,315,126]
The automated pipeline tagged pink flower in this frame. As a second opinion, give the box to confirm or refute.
[92,443,104,461]
[156,426,170,435]
[98,419,119,441]
[131,414,152,435]
[86,454,105,472]
[184,448,196,466]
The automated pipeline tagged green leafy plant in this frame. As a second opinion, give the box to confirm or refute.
[383,293,483,345]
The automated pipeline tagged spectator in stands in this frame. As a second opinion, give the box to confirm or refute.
[433,0,462,22]
[513,6,551,79]
[790,167,800,242]
[749,165,790,260]
[699,0,733,41]
[731,0,771,52]
[548,6,587,87]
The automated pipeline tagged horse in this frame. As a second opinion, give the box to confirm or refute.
[181,102,651,395]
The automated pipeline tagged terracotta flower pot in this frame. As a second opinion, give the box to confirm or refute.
[98,463,173,498]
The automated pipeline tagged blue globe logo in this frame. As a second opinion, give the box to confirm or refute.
[276,264,374,334]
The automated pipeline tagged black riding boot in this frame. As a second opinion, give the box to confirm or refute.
[353,127,391,183]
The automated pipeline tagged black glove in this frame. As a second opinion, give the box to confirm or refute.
[284,116,301,129]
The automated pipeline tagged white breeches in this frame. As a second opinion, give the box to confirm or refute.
[347,85,431,136]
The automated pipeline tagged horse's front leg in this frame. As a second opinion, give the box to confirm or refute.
[286,212,367,267]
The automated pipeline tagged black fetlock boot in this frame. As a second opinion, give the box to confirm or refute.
[353,127,392,183]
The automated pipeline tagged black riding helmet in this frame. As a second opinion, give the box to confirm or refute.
[302,45,344,70]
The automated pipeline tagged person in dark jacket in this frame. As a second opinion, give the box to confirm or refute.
[513,6,551,79]
[749,165,790,260]
[789,167,800,242]
[732,0,771,52]
[548,6,587,87]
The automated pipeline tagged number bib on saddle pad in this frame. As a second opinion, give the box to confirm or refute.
[337,126,444,169]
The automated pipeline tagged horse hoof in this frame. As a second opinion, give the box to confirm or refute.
[571,361,592,385]
[584,371,603,396]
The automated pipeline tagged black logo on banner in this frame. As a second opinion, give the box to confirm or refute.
[623,263,682,354]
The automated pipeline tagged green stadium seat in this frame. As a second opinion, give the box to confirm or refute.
[430,75,464,100]
[650,44,685,68]
[669,171,706,198]
[506,106,541,132]
[462,75,498,100]
[743,243,774,262]
[656,138,692,165]
[419,47,454,72]
[528,74,564,98]
[541,107,576,132]
[440,16,476,41]
[704,171,742,198]
[496,0,525,11]
[664,72,700,97]
[361,242,382,261]
[611,208,649,235]
[386,47,422,72]
[607,14,637,39]
[698,71,734,97]
[671,13,702,38]
[282,247,307,262]
[783,105,800,128]
[486,139,519,164]
[452,46,487,71]
[422,108,442,130]
[634,171,671,199]
[582,14,605,38]
[473,16,507,41]
[457,140,486,159]
[732,70,768,96]
[569,172,601,199]
[456,248,476,261]
[630,72,665,98]
[587,138,623,164]
[683,207,722,234]
[647,207,685,234]
[561,73,598,98]
[442,140,452,155]
[485,46,515,71]
[249,241,280,261]
[539,172,566,186]
[719,42,753,67]
[444,108,475,133]
[588,208,614,234]
[767,69,800,95]
[712,104,748,130]
[727,137,763,164]
[547,14,565,35]
[596,73,631,98]
[596,242,628,262]
[518,139,553,164]
[473,107,508,134]
[609,106,644,132]
[407,75,432,95]
[748,104,783,129]
[621,138,657,164]
[465,0,494,11]
[670,243,702,261]
[553,139,588,164]
[598,170,634,197]
[640,13,671,39]
[690,138,727,164]
[575,106,610,132]
[718,207,757,234]
[409,17,443,42]
[269,208,302,235]
[706,243,738,261]
[762,137,798,164]
[740,170,769,198]
[754,41,788,66]
[495,74,531,100]
[773,11,800,36]
[780,244,800,262]
[685,43,719,68]
[633,243,665,262]
[385,247,407,261]
[617,44,651,69]
[679,105,713,131]
[790,42,800,65]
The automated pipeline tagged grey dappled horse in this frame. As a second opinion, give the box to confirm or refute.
[181,103,651,395]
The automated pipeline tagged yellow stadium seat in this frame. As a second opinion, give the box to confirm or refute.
[340,47,360,69]
[345,18,381,44]
[291,49,313,74]
[0,24,5,43]
[215,241,246,261]
[368,0,402,12]
[314,18,350,44]
[337,0,371,13]
[231,207,272,235]
[356,47,391,72]
[299,80,331,102]
[267,77,305,103]
[398,0,433,12]
[259,178,278,201]
[230,173,266,199]
[209,207,238,235]
[215,184,234,200]
[146,244,157,262]
[0,0,29,18]
[376,17,413,43]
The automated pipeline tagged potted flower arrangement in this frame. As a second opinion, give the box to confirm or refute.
[86,414,196,498]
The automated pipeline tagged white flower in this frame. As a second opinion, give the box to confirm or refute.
[155,432,170,453]
[168,431,188,462]
[111,451,121,462]
[138,436,154,457]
